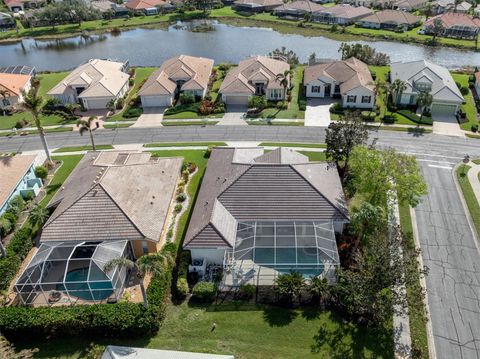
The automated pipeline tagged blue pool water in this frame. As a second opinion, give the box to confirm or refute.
[58,268,113,301]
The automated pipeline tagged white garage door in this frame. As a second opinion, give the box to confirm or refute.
[431,103,457,115]
[225,95,249,105]
[141,95,172,107]
[83,98,111,110]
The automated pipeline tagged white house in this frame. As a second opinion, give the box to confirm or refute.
[138,55,214,108]
[47,59,130,110]
[303,57,376,109]
[219,56,290,106]
[390,60,465,116]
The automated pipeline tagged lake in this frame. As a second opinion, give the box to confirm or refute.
[1,20,479,71]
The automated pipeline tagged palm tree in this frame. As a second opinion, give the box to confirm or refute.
[309,276,330,308]
[0,216,11,258]
[274,271,305,306]
[29,204,50,228]
[103,252,173,308]
[416,91,433,124]
[77,116,98,151]
[377,81,391,117]
[20,82,52,164]
[275,70,292,103]
[0,89,10,116]
[390,79,407,108]
[428,18,445,45]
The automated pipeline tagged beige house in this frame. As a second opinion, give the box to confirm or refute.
[312,4,373,25]
[0,72,32,109]
[233,0,283,12]
[219,56,290,106]
[304,57,376,109]
[357,10,421,30]
[138,55,214,108]
[48,59,130,110]
[273,0,325,19]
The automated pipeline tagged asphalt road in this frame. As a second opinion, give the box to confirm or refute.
[2,126,480,358]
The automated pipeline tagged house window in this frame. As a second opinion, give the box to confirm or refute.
[361,96,371,103]
[312,85,321,93]
[415,82,431,92]
[271,89,282,99]
[334,85,340,93]
[141,241,149,255]
[347,95,357,103]
[2,99,10,106]
[75,87,85,96]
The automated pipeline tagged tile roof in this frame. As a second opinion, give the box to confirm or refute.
[304,57,375,94]
[183,148,347,249]
[274,0,325,13]
[424,12,480,29]
[359,9,421,25]
[47,59,129,98]
[41,151,182,243]
[139,55,214,96]
[434,0,471,10]
[0,155,37,210]
[315,4,373,19]
[0,73,31,96]
[125,0,166,9]
[219,56,290,95]
[234,0,283,7]
[394,0,428,9]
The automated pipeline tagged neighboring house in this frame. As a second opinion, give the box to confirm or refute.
[312,4,373,25]
[233,0,283,12]
[14,151,182,306]
[102,346,235,359]
[433,0,472,13]
[90,0,129,17]
[273,0,325,20]
[0,71,32,109]
[219,56,290,106]
[125,0,167,14]
[183,147,347,287]
[422,13,480,39]
[4,0,45,12]
[393,0,428,11]
[357,9,421,30]
[475,71,480,96]
[47,59,130,110]
[344,0,394,8]
[390,60,464,115]
[0,12,15,30]
[0,154,43,215]
[138,55,214,108]
[303,57,376,109]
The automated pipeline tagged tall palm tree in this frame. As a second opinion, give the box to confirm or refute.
[416,91,433,124]
[20,82,52,164]
[275,70,292,102]
[390,79,407,107]
[103,252,173,308]
[0,89,10,116]
[77,116,97,151]
[309,276,330,308]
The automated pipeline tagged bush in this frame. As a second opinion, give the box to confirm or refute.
[174,204,183,213]
[7,195,24,215]
[116,98,124,110]
[34,166,48,180]
[0,216,12,237]
[330,103,344,114]
[370,70,376,80]
[471,124,479,133]
[146,242,176,307]
[276,101,287,110]
[382,115,396,124]
[179,92,195,105]
[248,95,267,110]
[360,111,376,122]
[213,101,225,114]
[397,109,433,125]
[3,212,17,229]
[176,278,189,298]
[460,86,469,96]
[198,100,214,115]
[205,145,214,158]
[176,193,186,202]
[239,283,255,300]
[178,250,191,280]
[192,281,217,302]
[15,119,28,129]
[299,99,306,111]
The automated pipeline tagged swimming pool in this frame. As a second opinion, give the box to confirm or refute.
[58,268,114,301]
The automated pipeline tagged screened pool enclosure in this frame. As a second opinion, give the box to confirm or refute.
[15,240,131,306]
[223,221,340,287]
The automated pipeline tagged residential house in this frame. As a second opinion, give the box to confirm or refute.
[102,346,235,359]
[303,57,376,109]
[357,9,421,30]
[313,4,373,25]
[4,0,45,11]
[14,151,182,306]
[475,71,480,95]
[183,147,347,287]
[219,56,290,106]
[138,55,214,108]
[90,0,129,17]
[392,0,428,11]
[48,59,130,110]
[233,0,283,12]
[0,71,32,109]
[0,154,43,215]
[390,60,464,115]
[422,13,480,39]
[125,0,168,14]
[433,0,472,13]
[273,0,325,20]
[0,12,15,30]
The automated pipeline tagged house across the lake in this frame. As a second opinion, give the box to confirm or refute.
[183,147,347,287]
[312,4,373,25]
[422,12,480,39]
[357,10,421,30]
[233,0,283,12]
[273,0,325,20]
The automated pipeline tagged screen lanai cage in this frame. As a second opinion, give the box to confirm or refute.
[15,240,131,306]
[223,221,340,287]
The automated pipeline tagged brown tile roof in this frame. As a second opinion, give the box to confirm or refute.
[125,0,166,9]
[304,57,375,94]
[219,56,290,95]
[0,73,31,96]
[424,12,480,29]
[139,55,214,96]
[183,148,347,249]
[359,9,421,25]
[274,0,325,13]
[42,151,182,243]
[0,155,37,210]
[315,4,373,19]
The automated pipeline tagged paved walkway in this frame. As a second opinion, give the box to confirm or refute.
[305,99,335,127]
[467,160,480,206]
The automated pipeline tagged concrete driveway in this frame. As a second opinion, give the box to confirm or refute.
[305,99,336,127]
[218,105,248,126]
[132,107,165,128]
[432,114,464,137]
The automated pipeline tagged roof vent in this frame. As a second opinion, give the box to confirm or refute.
[92,189,98,196]
[150,201,154,205]
[152,195,156,199]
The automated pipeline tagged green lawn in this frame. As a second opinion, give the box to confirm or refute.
[37,72,69,97]
[102,123,132,129]
[162,121,219,126]
[247,120,305,126]
[452,73,478,132]
[0,126,73,137]
[398,202,429,358]
[259,142,326,148]
[456,165,480,237]
[53,145,114,153]
[144,142,227,148]
[299,151,326,162]
[16,302,393,358]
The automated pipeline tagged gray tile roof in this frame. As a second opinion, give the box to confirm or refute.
[183,148,347,249]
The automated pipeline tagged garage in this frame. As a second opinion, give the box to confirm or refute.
[82,98,112,110]
[431,103,458,116]
[224,95,249,106]
[141,95,172,108]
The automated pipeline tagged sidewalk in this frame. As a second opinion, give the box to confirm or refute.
[467,160,480,205]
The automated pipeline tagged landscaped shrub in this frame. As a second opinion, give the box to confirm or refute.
[15,119,28,129]
[239,283,255,300]
[177,250,191,280]
[382,115,396,124]
[176,278,189,299]
[360,111,376,122]
[276,101,287,110]
[146,242,176,307]
[199,100,214,115]
[397,109,432,125]
[248,95,267,110]
[205,145,214,158]
[174,204,183,213]
[213,102,225,114]
[34,166,48,180]
[192,281,217,302]
[176,193,186,202]
[3,212,17,230]
[460,86,469,96]
[471,124,478,133]
[116,98,124,110]
[179,92,195,105]
[7,195,24,215]
[298,99,306,111]
[0,216,12,237]
[330,103,344,114]
[123,106,143,118]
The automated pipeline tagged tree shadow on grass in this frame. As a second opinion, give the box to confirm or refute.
[262,305,298,327]
[299,306,322,321]
[408,127,427,137]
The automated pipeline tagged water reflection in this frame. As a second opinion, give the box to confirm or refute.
[29,34,108,52]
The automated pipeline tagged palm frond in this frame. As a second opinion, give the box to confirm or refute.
[103,257,135,273]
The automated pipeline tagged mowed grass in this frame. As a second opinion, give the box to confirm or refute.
[452,73,478,132]
[259,142,326,148]
[16,302,393,358]
[144,142,227,148]
[457,164,480,236]
[53,145,114,153]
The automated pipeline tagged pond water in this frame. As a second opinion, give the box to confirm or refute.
[0,20,478,71]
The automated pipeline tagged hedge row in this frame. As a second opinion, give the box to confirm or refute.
[147,242,177,307]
